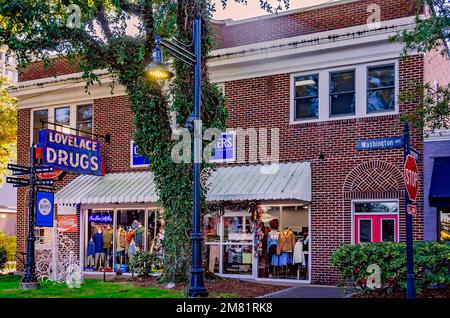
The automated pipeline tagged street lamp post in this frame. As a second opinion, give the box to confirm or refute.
[145,15,208,297]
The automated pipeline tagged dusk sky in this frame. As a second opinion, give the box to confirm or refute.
[212,0,333,20]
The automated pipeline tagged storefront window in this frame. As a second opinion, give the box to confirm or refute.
[223,245,253,275]
[258,206,309,280]
[115,210,145,272]
[204,205,309,281]
[439,209,450,242]
[85,210,114,271]
[147,210,162,253]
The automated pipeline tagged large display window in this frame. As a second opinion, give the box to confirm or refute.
[204,205,310,281]
[83,208,163,273]
[257,206,309,281]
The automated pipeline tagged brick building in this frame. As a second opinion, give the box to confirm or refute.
[10,0,447,285]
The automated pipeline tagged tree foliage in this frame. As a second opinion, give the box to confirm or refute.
[392,0,450,131]
[0,76,16,185]
[0,0,275,282]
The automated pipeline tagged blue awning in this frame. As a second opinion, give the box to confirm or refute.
[429,157,450,207]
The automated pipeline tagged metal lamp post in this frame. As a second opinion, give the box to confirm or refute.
[145,15,208,297]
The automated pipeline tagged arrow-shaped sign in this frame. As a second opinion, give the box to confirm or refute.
[34,179,55,186]
[7,164,30,173]
[34,166,54,173]
[6,177,30,186]
[13,184,29,188]
[12,170,30,176]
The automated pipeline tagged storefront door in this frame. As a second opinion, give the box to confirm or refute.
[354,214,398,243]
[353,201,399,244]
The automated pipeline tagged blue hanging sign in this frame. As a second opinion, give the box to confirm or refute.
[35,191,54,227]
[38,129,103,176]
[210,132,236,163]
[130,140,150,168]
[356,136,404,151]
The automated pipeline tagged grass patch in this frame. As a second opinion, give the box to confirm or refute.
[0,275,183,298]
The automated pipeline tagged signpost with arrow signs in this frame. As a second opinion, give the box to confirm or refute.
[6,147,57,290]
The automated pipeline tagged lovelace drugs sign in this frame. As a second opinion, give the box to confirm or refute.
[38,129,103,176]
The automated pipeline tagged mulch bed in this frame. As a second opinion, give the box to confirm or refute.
[111,275,291,298]
[352,287,450,298]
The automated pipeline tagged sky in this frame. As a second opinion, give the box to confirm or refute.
[212,0,334,21]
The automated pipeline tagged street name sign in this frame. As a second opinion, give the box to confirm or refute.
[356,136,404,151]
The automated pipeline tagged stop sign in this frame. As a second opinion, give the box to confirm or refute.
[404,154,419,201]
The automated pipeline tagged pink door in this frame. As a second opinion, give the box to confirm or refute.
[354,214,398,243]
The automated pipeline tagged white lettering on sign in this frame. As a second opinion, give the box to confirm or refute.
[405,169,418,188]
[48,130,98,152]
[45,147,100,173]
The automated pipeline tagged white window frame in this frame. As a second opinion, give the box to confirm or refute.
[290,59,399,124]
[29,102,94,145]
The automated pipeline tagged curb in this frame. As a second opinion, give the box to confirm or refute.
[258,286,299,298]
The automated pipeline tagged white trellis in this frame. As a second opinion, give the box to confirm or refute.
[35,220,83,286]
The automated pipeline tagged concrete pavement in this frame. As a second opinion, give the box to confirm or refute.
[262,285,353,298]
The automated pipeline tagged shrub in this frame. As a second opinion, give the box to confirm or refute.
[0,232,16,261]
[331,241,450,294]
[0,247,7,271]
[129,251,161,277]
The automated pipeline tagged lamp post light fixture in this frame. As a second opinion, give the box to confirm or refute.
[145,15,208,298]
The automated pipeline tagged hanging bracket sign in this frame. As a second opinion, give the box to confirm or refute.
[38,129,103,176]
[36,191,54,227]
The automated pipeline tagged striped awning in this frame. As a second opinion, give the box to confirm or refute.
[55,162,311,205]
[55,172,158,205]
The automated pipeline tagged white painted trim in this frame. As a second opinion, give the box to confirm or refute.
[424,129,450,142]
[289,60,399,124]
[13,81,126,110]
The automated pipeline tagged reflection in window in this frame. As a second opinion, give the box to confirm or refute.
[294,74,319,120]
[330,70,355,116]
[355,202,398,214]
[382,219,395,242]
[439,209,450,242]
[115,210,145,272]
[77,104,93,137]
[33,109,48,144]
[85,210,114,271]
[359,219,372,243]
[54,107,71,133]
[223,216,252,241]
[367,65,395,113]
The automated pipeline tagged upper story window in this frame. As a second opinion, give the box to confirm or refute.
[290,60,398,124]
[54,107,71,133]
[329,70,355,116]
[367,64,395,113]
[76,104,93,137]
[33,109,48,144]
[31,103,93,145]
[294,74,319,120]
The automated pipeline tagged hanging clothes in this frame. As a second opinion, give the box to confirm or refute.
[276,228,295,255]
[103,227,113,249]
[128,240,136,257]
[267,230,279,253]
[93,232,104,253]
[293,240,305,265]
[134,225,144,248]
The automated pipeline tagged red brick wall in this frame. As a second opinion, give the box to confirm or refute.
[19,58,80,82]
[15,94,146,271]
[224,55,424,284]
[212,0,420,49]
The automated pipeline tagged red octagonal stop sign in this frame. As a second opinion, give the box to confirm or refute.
[404,154,419,201]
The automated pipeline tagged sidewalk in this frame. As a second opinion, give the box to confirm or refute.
[261,285,353,298]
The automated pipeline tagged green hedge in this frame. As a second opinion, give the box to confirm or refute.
[331,241,450,294]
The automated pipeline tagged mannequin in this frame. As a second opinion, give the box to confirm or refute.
[93,227,104,270]
[134,223,144,249]
[128,238,136,259]
[86,237,95,268]
[116,226,127,267]
[277,227,295,277]
[103,224,113,268]
[268,222,280,277]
